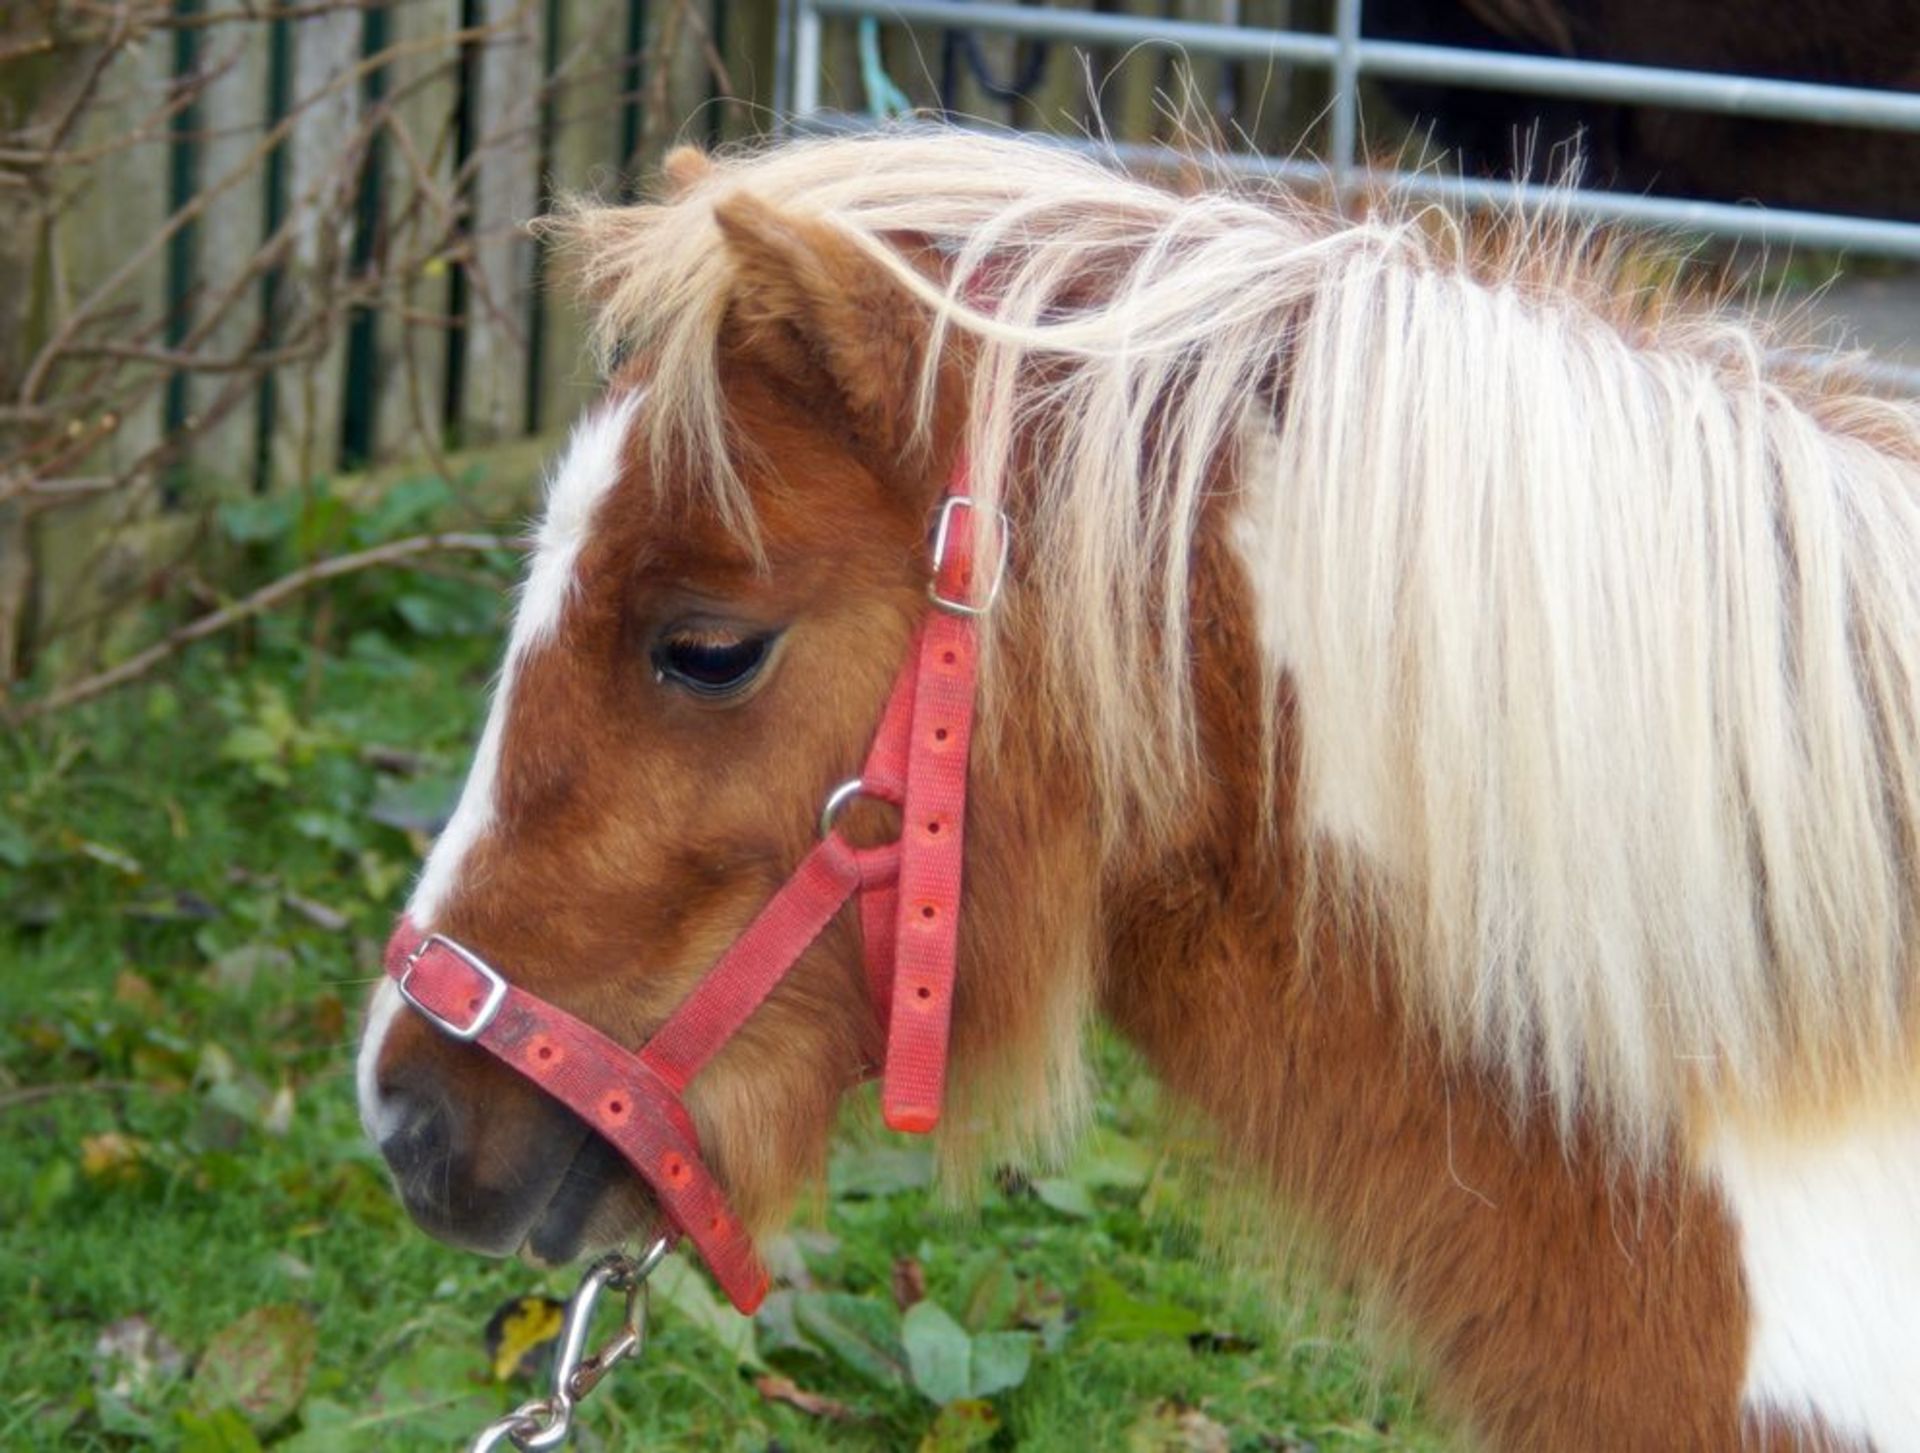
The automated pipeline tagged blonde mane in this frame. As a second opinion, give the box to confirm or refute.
[547,129,1920,1155]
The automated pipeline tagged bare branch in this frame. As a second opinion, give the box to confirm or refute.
[1,0,732,685]
[7,532,511,721]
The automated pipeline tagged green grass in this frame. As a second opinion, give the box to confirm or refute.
[0,543,1445,1451]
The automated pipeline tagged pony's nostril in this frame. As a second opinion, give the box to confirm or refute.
[376,1085,457,1183]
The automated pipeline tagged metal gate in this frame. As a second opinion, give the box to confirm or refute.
[781,0,1920,261]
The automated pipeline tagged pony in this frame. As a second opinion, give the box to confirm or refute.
[355,129,1920,1450]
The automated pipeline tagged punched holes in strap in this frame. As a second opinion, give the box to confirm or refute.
[880,495,998,1133]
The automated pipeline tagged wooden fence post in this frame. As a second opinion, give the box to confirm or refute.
[32,29,176,667]
[190,22,272,491]
[458,0,545,446]
[271,8,365,486]
[537,0,629,435]
[375,0,464,465]
[0,21,101,683]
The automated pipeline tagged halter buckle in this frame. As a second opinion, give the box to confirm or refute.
[400,934,509,1041]
[928,496,1010,616]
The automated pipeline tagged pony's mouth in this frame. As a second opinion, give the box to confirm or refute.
[519,1130,660,1267]
[383,1093,657,1267]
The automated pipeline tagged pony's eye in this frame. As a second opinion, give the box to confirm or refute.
[651,630,775,698]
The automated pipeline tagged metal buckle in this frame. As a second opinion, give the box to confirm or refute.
[928,495,1010,616]
[399,934,509,1041]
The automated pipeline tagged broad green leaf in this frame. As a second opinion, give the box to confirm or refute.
[902,1301,972,1405]
[353,475,453,544]
[291,810,363,853]
[967,1332,1033,1398]
[1068,1126,1158,1190]
[954,1251,1018,1333]
[1033,1177,1097,1219]
[0,814,32,869]
[829,1143,935,1198]
[276,1397,356,1453]
[293,493,351,557]
[28,1158,75,1218]
[177,1407,264,1453]
[367,774,463,836]
[370,1343,498,1437]
[1075,1272,1206,1343]
[390,579,498,638]
[755,1289,819,1358]
[394,592,458,637]
[189,1305,316,1431]
[650,1253,764,1368]
[793,1293,908,1391]
[281,1389,491,1452]
[95,1392,159,1441]
[917,1398,999,1452]
[218,496,295,545]
[219,725,283,768]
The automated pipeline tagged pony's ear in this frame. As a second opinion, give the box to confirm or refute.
[713,191,935,470]
[661,145,712,197]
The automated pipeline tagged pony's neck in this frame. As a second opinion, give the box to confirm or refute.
[1091,504,1786,1451]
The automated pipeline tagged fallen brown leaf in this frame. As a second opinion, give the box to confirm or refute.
[891,1255,928,1310]
[755,1374,858,1422]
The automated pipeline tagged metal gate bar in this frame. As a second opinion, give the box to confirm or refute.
[789,0,1920,261]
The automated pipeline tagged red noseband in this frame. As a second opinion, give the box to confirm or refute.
[382,483,999,1312]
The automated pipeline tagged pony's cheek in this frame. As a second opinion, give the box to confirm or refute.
[688,1042,854,1232]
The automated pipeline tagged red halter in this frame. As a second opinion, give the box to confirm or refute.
[382,482,1001,1313]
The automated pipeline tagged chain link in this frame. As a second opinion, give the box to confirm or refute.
[464,1238,673,1453]
[469,1399,565,1452]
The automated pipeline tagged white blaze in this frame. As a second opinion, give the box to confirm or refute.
[356,392,642,1138]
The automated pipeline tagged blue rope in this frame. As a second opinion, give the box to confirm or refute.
[859,18,914,119]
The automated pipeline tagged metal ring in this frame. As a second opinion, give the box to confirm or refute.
[819,778,867,838]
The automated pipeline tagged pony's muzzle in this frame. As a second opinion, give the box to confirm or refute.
[367,1015,628,1261]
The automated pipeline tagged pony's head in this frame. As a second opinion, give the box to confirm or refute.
[354,148,1103,1266]
[356,126,1920,1278]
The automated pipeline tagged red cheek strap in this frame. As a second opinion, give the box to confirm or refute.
[381,487,996,1314]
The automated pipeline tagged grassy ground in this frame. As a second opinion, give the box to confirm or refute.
[0,500,1446,1452]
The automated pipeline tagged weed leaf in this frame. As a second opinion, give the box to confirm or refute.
[793,1293,909,1391]
[650,1254,765,1368]
[903,1301,972,1405]
[1075,1272,1206,1343]
[189,1305,316,1431]
[177,1406,265,1453]
[829,1143,935,1198]
[968,1332,1033,1399]
[917,1398,999,1452]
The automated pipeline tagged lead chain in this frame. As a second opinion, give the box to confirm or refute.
[464,1238,673,1453]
